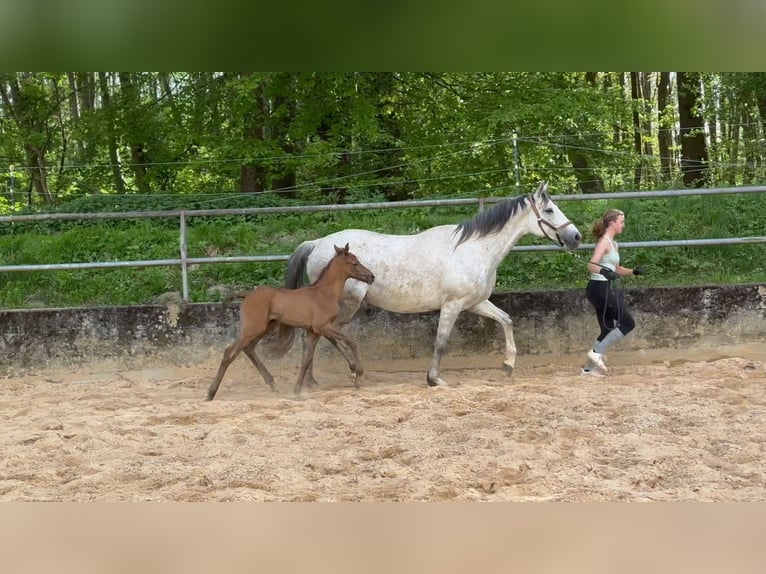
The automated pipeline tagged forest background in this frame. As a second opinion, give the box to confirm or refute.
[0,72,765,308]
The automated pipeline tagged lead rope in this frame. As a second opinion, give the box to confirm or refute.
[566,250,624,332]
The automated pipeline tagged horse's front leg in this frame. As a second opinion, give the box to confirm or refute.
[468,299,516,376]
[304,293,364,387]
[323,335,360,384]
[427,301,464,387]
[323,327,363,388]
[294,331,321,397]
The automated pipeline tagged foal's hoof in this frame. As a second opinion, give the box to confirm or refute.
[502,362,514,377]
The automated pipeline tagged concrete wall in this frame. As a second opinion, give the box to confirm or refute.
[1,283,765,375]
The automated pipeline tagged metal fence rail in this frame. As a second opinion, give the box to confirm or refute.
[1,186,765,302]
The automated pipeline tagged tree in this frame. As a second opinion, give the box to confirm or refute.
[677,72,709,187]
[0,73,57,203]
[657,72,673,179]
[98,72,126,194]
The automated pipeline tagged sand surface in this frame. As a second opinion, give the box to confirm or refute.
[1,343,764,501]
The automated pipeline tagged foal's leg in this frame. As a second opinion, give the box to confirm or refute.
[242,339,276,392]
[303,292,364,387]
[207,339,247,400]
[294,331,321,397]
[323,336,359,378]
[468,299,516,376]
[427,301,464,387]
[321,327,363,388]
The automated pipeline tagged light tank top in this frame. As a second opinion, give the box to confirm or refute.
[590,237,619,281]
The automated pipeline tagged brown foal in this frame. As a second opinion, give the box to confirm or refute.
[206,243,375,400]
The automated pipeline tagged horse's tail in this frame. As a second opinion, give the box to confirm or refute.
[269,324,296,358]
[285,240,316,289]
[263,240,317,358]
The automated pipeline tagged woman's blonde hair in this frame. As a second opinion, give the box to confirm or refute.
[591,209,624,239]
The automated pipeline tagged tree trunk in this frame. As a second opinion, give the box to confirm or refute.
[0,73,54,204]
[239,72,267,193]
[66,72,87,161]
[640,72,654,185]
[567,72,605,193]
[118,72,151,193]
[727,102,740,185]
[741,105,757,184]
[630,72,643,187]
[569,153,605,193]
[657,72,672,179]
[676,72,709,187]
[99,72,126,194]
[269,80,297,197]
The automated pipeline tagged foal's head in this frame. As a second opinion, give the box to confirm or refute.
[331,243,375,284]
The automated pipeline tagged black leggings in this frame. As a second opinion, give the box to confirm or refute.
[586,279,635,341]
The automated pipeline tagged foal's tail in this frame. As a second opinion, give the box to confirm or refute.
[284,240,317,289]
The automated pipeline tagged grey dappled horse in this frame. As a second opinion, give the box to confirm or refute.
[284,181,582,387]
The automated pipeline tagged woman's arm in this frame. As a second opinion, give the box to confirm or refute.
[587,237,609,274]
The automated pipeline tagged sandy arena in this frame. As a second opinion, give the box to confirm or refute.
[1,342,764,501]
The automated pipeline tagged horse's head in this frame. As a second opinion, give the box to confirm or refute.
[334,243,375,284]
[527,181,582,249]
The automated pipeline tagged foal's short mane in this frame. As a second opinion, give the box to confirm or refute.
[310,251,341,285]
[453,194,529,246]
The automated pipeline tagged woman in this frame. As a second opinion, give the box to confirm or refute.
[582,209,645,376]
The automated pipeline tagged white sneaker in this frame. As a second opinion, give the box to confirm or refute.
[587,350,608,374]
[581,367,606,377]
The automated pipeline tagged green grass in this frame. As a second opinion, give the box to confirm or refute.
[1,193,765,309]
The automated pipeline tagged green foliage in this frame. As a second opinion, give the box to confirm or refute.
[1,191,765,309]
[2,72,766,307]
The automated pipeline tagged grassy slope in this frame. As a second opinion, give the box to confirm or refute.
[1,193,765,308]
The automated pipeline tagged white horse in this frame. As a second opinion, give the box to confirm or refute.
[284,181,582,387]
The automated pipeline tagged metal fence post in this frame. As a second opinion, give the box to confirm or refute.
[512,131,521,194]
[180,210,190,302]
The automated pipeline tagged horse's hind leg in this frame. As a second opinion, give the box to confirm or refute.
[468,299,516,376]
[207,340,245,400]
[294,331,321,397]
[427,301,463,387]
[242,340,276,392]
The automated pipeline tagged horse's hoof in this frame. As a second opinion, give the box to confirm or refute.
[427,376,453,387]
[503,362,514,377]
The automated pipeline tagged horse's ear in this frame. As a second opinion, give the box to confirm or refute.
[343,242,350,253]
[535,181,550,203]
[334,244,343,255]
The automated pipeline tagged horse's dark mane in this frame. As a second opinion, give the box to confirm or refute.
[453,195,529,246]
